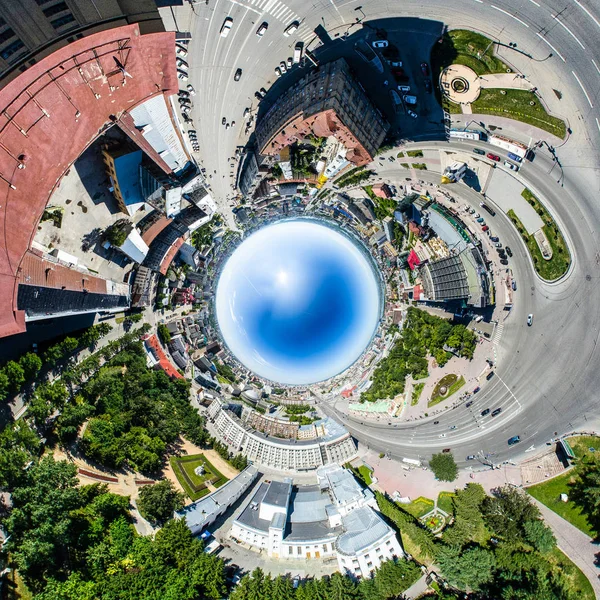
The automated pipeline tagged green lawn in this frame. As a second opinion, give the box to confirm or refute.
[527,470,594,537]
[406,150,423,158]
[437,491,456,515]
[411,382,425,406]
[568,435,600,460]
[549,547,595,600]
[431,29,510,76]
[471,89,566,138]
[507,209,570,281]
[412,163,427,170]
[358,465,373,485]
[171,454,228,501]
[402,496,435,519]
[429,374,465,407]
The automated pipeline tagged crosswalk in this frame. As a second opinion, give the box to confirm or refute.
[231,0,315,42]
[492,321,504,345]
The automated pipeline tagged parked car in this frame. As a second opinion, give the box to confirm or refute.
[473,148,485,155]
[527,313,534,326]
[280,61,287,72]
[275,67,282,77]
[220,16,233,38]
[487,153,501,161]
[398,85,411,92]
[466,455,476,461]
[508,435,521,446]
[491,408,502,417]
[500,258,508,265]
[420,61,429,75]
[260,87,267,96]
[512,280,517,291]
[234,68,242,81]
[476,217,485,223]
[256,22,268,36]
[176,45,188,57]
[186,84,196,94]
[222,117,226,125]
[495,242,502,248]
[284,21,299,36]
[486,371,495,381]
[243,107,250,118]
[424,78,432,93]
[482,225,489,231]
[254,91,263,100]
[177,70,188,81]
[505,246,513,257]
[373,40,389,48]
[504,160,519,171]
[287,57,293,68]
[407,109,418,119]
[403,95,417,105]
[176,58,188,69]
[490,236,499,242]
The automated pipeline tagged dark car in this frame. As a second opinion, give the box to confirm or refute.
[420,61,429,76]
[500,258,509,265]
[490,236,499,242]
[424,78,432,93]
[487,153,501,161]
[486,371,495,381]
[433,420,440,425]
[473,386,481,394]
[442,448,451,453]
[508,435,521,446]
[505,246,513,257]
[234,68,242,81]
[512,280,517,291]
[254,91,262,100]
[481,408,490,416]
[222,117,226,125]
[473,148,485,155]
[465,400,473,408]
[491,408,502,417]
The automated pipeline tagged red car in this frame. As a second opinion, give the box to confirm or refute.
[487,153,501,161]
[482,225,489,231]
[420,61,429,76]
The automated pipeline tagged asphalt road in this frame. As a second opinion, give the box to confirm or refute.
[173,0,600,465]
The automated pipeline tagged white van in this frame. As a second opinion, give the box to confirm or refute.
[293,43,303,64]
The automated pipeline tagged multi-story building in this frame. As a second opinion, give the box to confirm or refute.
[383,216,395,242]
[255,58,389,167]
[0,0,163,84]
[207,399,358,472]
[230,465,403,578]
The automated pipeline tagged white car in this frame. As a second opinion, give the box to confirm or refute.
[177,70,188,81]
[287,57,293,68]
[256,22,268,37]
[407,110,418,119]
[274,67,282,77]
[398,85,411,92]
[176,58,188,69]
[280,61,287,73]
[504,160,519,171]
[372,40,388,48]
[527,314,533,326]
[176,45,188,57]
[284,21,299,36]
[220,17,233,38]
[403,95,417,105]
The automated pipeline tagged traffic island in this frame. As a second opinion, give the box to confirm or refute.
[507,188,570,281]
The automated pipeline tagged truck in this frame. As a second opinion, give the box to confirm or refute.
[449,129,482,141]
[293,42,303,64]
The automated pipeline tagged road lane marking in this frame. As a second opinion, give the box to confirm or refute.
[490,5,529,27]
[474,0,483,3]
[494,372,522,410]
[572,70,594,107]
[596,117,600,133]
[573,0,600,30]
[229,0,260,12]
[592,59,600,74]
[552,14,585,49]
[529,0,540,5]
[535,33,565,62]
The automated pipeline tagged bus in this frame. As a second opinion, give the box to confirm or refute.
[480,202,496,217]
[488,134,527,158]
[449,129,482,141]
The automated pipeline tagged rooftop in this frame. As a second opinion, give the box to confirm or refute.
[336,506,392,555]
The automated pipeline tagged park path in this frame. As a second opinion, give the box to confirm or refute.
[530,497,600,598]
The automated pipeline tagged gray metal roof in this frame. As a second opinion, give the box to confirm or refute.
[421,254,470,301]
[336,506,392,555]
[263,480,292,508]
[318,464,365,506]
[289,485,328,523]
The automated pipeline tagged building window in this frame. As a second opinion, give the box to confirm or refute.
[0,27,17,46]
[288,547,293,555]
[367,562,373,568]
[1,39,24,61]
[43,2,69,17]
[297,546,302,555]
[51,14,76,29]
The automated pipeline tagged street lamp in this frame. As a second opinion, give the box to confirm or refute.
[354,5,366,20]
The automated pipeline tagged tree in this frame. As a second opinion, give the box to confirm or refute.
[137,480,184,525]
[328,571,361,600]
[105,219,133,247]
[481,486,540,541]
[4,360,25,391]
[430,452,458,481]
[157,324,172,344]
[19,352,42,379]
[0,370,9,401]
[571,456,600,533]
[523,518,556,553]
[437,545,496,590]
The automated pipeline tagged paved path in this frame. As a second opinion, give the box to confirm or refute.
[530,497,600,598]
[404,574,431,599]
[479,73,534,91]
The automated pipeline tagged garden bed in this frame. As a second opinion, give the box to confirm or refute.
[429,374,465,407]
[170,453,228,501]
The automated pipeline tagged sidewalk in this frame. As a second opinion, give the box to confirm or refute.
[530,497,600,598]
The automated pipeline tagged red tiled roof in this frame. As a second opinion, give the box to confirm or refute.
[144,334,183,379]
[0,24,178,337]
[159,237,185,275]
[141,216,172,245]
